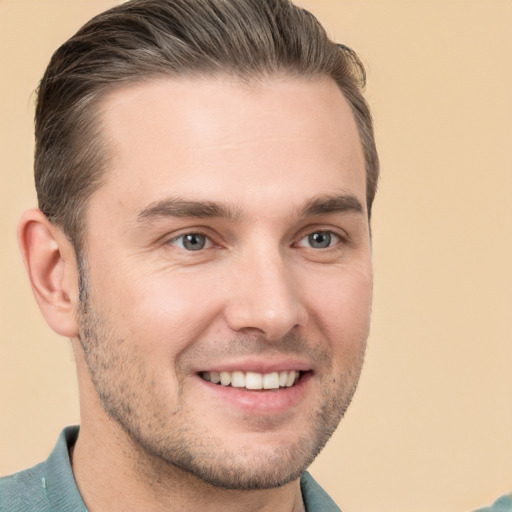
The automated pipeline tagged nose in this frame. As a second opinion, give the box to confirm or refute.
[223,248,307,341]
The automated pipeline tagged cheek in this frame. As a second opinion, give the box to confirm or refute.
[95,267,225,352]
[304,265,372,362]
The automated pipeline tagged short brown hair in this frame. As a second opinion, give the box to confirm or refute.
[35,0,379,249]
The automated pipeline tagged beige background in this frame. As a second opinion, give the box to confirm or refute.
[1,1,511,510]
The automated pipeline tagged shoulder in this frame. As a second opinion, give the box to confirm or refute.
[0,426,85,512]
[0,462,50,512]
[474,494,512,512]
[300,471,342,512]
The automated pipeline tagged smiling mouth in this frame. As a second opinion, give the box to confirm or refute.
[200,370,304,390]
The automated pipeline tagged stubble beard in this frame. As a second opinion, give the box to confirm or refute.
[76,268,367,491]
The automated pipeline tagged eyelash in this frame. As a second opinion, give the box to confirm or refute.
[295,230,342,250]
[167,232,213,251]
[166,229,345,252]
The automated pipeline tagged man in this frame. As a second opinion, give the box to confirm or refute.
[0,0,378,510]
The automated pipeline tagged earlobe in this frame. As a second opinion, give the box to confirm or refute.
[18,209,80,338]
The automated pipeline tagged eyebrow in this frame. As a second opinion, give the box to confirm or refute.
[136,193,364,224]
[300,194,364,217]
[137,198,242,223]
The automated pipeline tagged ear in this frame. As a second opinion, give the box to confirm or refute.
[18,209,80,338]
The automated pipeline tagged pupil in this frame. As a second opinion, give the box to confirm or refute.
[184,234,205,251]
[309,232,331,248]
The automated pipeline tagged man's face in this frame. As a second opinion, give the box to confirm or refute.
[77,76,372,489]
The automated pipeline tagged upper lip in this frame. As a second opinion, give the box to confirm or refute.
[194,357,313,374]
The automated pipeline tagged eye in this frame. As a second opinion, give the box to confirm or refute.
[168,233,212,251]
[297,231,340,249]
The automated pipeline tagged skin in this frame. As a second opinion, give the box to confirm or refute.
[19,75,373,512]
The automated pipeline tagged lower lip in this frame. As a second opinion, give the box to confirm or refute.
[198,372,312,415]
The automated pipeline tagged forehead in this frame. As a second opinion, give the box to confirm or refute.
[92,75,366,220]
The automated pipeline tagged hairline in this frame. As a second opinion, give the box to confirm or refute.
[71,69,370,256]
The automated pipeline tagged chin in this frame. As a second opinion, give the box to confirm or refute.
[126,414,337,491]
[166,441,320,491]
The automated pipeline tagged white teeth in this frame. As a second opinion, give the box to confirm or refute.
[231,371,245,388]
[263,372,280,389]
[220,371,231,386]
[286,370,296,387]
[245,372,263,390]
[201,370,301,390]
